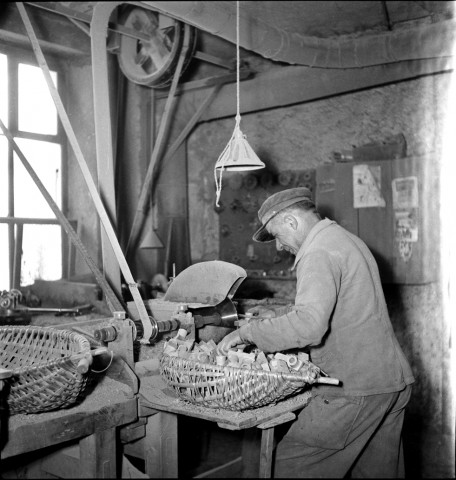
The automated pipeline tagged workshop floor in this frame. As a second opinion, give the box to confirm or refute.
[178,416,455,479]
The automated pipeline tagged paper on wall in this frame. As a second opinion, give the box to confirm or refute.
[392,176,418,209]
[353,164,386,208]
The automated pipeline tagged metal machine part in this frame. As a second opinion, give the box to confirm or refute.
[164,261,247,306]
[117,6,196,88]
[189,297,238,329]
[0,289,94,319]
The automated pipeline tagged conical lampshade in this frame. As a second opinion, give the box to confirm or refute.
[139,228,164,249]
[215,126,265,172]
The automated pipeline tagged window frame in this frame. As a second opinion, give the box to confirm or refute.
[0,43,69,290]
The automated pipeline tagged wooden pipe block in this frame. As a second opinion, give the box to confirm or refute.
[269,359,289,373]
[274,352,290,363]
[261,362,271,372]
[297,352,309,362]
[216,355,227,366]
[176,328,188,340]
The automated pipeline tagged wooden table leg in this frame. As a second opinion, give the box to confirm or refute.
[257,411,297,478]
[79,427,117,478]
[241,428,261,477]
[144,411,178,478]
[259,428,275,478]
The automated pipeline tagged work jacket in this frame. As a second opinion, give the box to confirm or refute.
[240,218,415,396]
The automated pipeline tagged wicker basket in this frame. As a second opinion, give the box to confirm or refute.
[160,353,323,411]
[0,325,92,414]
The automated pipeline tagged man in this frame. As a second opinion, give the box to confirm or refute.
[218,187,415,478]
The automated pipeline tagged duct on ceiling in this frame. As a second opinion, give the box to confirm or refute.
[141,1,455,68]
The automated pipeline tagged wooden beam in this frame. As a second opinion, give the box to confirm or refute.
[199,57,453,121]
[0,29,86,56]
[12,223,23,289]
[154,68,252,99]
[91,2,121,297]
[0,217,59,224]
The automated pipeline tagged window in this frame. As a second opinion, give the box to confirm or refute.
[0,50,65,291]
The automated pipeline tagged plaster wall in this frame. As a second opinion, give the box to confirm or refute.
[187,72,452,431]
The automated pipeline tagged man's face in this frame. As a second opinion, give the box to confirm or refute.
[265,215,301,255]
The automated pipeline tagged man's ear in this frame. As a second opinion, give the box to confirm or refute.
[283,213,298,231]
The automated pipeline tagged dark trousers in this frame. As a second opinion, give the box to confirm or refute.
[274,385,412,478]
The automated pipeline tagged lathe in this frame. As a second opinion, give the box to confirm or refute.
[119,260,249,348]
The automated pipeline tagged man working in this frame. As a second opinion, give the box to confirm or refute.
[218,187,415,478]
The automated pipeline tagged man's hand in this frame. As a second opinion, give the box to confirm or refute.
[217,329,246,356]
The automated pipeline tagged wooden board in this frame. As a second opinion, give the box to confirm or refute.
[2,376,138,459]
[138,373,312,431]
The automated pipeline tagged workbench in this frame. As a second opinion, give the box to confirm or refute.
[131,370,312,478]
[0,374,138,478]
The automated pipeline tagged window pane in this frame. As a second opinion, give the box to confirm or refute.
[14,138,61,218]
[0,136,8,216]
[0,53,7,127]
[21,224,61,286]
[18,64,58,135]
[0,224,9,290]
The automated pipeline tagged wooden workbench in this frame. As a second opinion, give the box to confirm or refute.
[135,371,312,478]
[1,374,138,478]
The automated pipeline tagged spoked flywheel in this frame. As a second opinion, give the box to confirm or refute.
[117,6,197,88]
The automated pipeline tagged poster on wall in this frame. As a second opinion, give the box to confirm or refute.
[392,176,418,209]
[353,164,386,208]
[392,176,419,262]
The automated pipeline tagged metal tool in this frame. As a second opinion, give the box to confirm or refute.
[0,304,94,319]
[190,298,238,329]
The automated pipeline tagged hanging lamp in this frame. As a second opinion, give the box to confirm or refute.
[139,208,164,249]
[139,228,164,249]
[214,0,265,206]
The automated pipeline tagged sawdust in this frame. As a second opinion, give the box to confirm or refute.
[137,338,166,362]
[7,375,131,427]
[168,388,312,424]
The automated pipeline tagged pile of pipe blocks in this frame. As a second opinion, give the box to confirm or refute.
[163,328,312,374]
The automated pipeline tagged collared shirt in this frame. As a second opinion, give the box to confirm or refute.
[240,218,415,396]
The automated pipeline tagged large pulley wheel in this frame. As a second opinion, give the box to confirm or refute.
[117,6,196,88]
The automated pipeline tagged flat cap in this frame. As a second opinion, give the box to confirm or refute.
[252,187,313,242]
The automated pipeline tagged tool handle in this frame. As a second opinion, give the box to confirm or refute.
[77,357,92,374]
[0,368,12,380]
[74,347,109,373]
[315,376,340,385]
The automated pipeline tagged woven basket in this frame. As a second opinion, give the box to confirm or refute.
[0,326,92,414]
[160,353,321,411]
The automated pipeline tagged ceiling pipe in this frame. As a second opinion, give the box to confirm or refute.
[140,1,455,68]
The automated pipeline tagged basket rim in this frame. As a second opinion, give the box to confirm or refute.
[159,352,310,384]
[0,325,92,375]
[159,352,311,411]
[0,324,91,342]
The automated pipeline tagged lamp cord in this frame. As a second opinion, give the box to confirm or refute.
[236,0,240,126]
[214,0,241,206]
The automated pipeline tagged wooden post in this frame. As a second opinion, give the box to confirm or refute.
[12,223,23,289]
[79,427,117,478]
[258,428,275,478]
[143,412,178,478]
